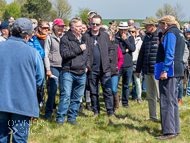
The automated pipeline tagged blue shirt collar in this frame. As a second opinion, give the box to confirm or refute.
[71,31,82,43]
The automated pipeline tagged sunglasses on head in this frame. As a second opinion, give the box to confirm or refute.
[91,23,101,26]
[129,30,135,33]
[42,27,50,30]
[89,12,97,15]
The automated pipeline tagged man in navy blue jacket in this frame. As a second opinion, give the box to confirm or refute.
[135,17,160,121]
[115,22,136,108]
[155,15,185,140]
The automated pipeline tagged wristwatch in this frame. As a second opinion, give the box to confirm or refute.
[163,71,167,73]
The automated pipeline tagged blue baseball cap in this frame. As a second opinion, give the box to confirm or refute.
[0,21,10,29]
[13,18,33,34]
[186,28,190,33]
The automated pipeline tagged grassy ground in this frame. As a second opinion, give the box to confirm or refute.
[27,81,190,143]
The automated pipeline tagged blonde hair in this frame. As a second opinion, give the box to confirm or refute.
[140,29,145,36]
[129,26,137,38]
[105,29,115,42]
[109,24,118,34]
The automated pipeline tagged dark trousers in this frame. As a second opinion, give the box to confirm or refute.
[118,67,133,106]
[130,74,137,99]
[159,77,181,134]
[89,71,114,115]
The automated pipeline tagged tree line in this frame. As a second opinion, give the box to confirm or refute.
[0,0,187,26]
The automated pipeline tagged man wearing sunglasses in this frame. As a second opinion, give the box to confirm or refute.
[115,22,136,108]
[86,15,117,119]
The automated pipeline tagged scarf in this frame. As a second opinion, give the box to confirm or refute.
[35,33,46,40]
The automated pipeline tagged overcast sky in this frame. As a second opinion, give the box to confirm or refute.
[6,0,190,20]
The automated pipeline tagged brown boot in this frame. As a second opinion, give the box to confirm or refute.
[178,98,182,105]
[114,93,119,110]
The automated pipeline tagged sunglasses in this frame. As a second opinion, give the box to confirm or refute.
[42,27,50,30]
[129,31,135,33]
[91,23,101,26]
[89,12,97,15]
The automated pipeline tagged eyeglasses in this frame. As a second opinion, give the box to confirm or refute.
[91,23,101,26]
[42,27,50,30]
[129,31,135,33]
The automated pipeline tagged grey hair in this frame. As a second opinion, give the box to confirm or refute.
[183,23,190,28]
[69,17,82,28]
[105,29,115,42]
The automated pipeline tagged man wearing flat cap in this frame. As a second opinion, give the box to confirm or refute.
[135,16,160,121]
[155,15,185,140]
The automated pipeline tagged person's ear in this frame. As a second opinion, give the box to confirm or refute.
[25,34,30,41]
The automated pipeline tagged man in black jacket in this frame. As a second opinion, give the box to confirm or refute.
[56,18,90,125]
[86,15,117,119]
[135,17,160,122]
[115,22,136,108]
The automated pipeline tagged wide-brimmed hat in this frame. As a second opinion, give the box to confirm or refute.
[117,22,129,29]
[142,16,158,25]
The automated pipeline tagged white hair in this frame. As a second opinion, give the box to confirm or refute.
[183,23,190,28]
[101,25,108,30]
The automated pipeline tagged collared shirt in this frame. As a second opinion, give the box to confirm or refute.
[0,33,7,42]
[71,31,82,44]
[162,32,176,71]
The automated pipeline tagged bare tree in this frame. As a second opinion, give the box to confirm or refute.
[156,3,174,19]
[53,0,72,20]
[156,3,186,22]
[173,3,186,22]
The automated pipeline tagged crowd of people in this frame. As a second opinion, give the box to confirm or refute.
[0,11,190,142]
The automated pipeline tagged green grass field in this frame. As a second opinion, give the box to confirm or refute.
[27,82,190,143]
[102,19,188,27]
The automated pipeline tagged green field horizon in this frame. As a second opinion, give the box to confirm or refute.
[102,19,188,27]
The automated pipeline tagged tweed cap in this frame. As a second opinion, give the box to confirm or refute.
[158,15,176,25]
[142,16,158,25]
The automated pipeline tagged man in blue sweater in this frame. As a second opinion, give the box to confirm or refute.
[155,15,185,140]
[0,18,44,142]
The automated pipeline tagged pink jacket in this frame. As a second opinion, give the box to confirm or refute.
[117,45,124,71]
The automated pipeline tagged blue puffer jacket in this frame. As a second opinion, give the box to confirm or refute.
[136,28,159,74]
[28,35,45,59]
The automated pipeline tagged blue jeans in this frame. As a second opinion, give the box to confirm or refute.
[178,80,183,99]
[142,69,146,91]
[0,112,30,143]
[111,76,119,95]
[56,72,86,122]
[186,70,190,95]
[118,67,133,106]
[45,67,62,116]
[89,71,114,115]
